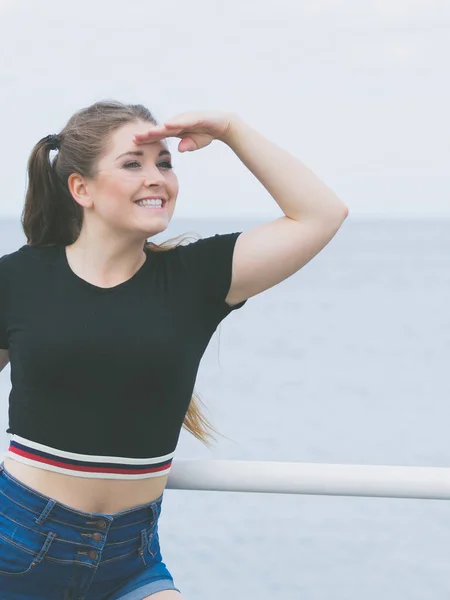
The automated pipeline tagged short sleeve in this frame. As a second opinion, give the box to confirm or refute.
[177,231,248,326]
[0,255,10,349]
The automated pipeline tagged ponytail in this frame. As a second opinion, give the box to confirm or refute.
[21,135,81,246]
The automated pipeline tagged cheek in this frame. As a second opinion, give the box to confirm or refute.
[169,173,179,196]
[112,174,134,191]
[104,176,135,202]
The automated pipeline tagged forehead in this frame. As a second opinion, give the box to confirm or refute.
[107,120,169,154]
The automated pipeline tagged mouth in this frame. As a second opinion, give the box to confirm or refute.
[133,197,167,209]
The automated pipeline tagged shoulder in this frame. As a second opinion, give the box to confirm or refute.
[0,247,23,275]
[0,244,60,279]
[6,244,59,260]
[164,231,242,264]
[149,233,241,287]
[177,231,241,250]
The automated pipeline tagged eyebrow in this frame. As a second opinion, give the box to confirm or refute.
[116,149,172,161]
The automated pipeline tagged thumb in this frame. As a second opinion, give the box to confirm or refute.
[179,138,196,152]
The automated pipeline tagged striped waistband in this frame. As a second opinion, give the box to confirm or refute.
[6,434,174,480]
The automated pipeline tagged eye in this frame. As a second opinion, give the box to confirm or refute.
[122,161,173,170]
[123,161,141,169]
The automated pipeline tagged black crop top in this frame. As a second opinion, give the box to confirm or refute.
[0,232,247,479]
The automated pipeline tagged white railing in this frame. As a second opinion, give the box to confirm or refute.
[167,460,450,500]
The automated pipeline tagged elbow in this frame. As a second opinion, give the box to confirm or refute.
[334,204,350,224]
[325,200,350,223]
[330,203,350,225]
[337,201,350,219]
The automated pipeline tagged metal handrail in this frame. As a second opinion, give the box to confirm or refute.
[167,459,450,500]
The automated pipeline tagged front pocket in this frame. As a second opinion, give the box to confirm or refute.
[137,521,162,566]
[0,527,56,576]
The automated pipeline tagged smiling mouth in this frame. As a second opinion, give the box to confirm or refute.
[134,199,167,208]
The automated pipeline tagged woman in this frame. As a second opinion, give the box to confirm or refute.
[0,100,349,599]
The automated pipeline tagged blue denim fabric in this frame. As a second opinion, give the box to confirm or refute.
[0,461,181,599]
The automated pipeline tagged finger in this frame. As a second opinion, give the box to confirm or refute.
[135,125,170,136]
[133,130,170,144]
[179,138,197,152]
[134,130,164,140]
[133,135,166,145]
[133,127,183,142]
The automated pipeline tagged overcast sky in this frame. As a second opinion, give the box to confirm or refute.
[0,0,448,220]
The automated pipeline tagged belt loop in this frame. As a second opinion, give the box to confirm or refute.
[138,528,148,565]
[150,502,160,524]
[35,499,57,525]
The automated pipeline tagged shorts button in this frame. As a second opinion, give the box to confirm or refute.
[94,520,107,530]
[92,533,102,542]
[88,550,98,560]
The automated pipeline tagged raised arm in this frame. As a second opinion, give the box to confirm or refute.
[221,116,349,306]
[133,111,349,307]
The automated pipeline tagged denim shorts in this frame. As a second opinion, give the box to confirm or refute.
[0,461,181,599]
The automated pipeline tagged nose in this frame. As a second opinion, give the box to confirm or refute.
[143,165,166,187]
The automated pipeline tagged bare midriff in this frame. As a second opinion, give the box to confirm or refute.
[3,457,169,515]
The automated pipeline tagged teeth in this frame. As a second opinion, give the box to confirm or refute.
[136,199,163,207]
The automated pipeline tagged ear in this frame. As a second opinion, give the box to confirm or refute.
[68,173,93,208]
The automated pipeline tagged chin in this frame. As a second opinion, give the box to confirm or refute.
[140,223,170,238]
